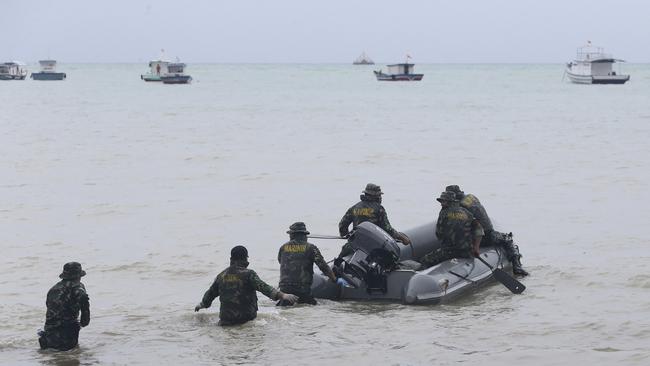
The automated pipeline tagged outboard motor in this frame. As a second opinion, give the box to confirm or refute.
[340,222,401,294]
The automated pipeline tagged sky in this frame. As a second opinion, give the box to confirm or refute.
[2,0,649,63]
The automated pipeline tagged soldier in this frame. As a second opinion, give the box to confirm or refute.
[335,183,411,265]
[446,185,529,276]
[38,262,90,351]
[194,245,298,326]
[419,191,484,268]
[277,222,338,306]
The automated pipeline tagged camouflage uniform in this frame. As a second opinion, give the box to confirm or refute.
[420,193,484,268]
[39,262,90,351]
[337,184,404,259]
[446,185,528,276]
[198,259,280,326]
[278,222,336,305]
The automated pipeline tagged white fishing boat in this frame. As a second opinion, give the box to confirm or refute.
[565,43,629,84]
[0,61,28,80]
[353,52,374,65]
[31,60,66,80]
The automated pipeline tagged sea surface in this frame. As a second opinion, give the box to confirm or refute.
[1,64,649,365]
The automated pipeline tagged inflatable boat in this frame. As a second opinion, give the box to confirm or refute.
[311,221,519,305]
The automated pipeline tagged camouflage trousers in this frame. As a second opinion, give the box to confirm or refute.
[419,247,472,269]
[482,231,522,261]
[277,287,317,306]
[39,323,80,351]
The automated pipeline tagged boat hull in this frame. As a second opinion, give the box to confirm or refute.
[566,70,630,84]
[311,222,513,305]
[374,71,423,81]
[31,72,66,80]
[0,74,26,80]
[141,74,162,82]
[161,75,192,84]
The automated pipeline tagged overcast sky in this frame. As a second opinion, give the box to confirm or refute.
[3,0,649,63]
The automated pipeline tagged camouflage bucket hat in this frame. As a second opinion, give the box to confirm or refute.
[231,245,249,260]
[436,191,457,203]
[445,185,464,196]
[287,222,310,235]
[362,183,384,196]
[59,262,86,280]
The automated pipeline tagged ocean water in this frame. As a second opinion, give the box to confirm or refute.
[1,63,649,365]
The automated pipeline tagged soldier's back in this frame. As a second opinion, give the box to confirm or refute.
[460,194,493,232]
[45,280,86,330]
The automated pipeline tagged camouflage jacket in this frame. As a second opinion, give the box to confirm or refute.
[339,195,398,238]
[459,194,494,232]
[200,260,279,323]
[44,280,90,331]
[435,202,484,251]
[278,238,332,293]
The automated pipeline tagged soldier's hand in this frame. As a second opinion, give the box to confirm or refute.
[281,293,299,305]
[472,247,480,257]
[194,303,204,312]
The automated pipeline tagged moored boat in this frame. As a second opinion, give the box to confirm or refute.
[0,61,28,80]
[311,221,515,304]
[374,62,423,81]
[160,62,192,84]
[353,52,374,65]
[31,60,66,80]
[566,43,629,84]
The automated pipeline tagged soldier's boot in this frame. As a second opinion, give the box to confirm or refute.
[507,244,529,276]
[500,234,529,277]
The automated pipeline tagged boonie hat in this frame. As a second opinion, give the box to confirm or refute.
[230,245,249,260]
[287,222,310,235]
[445,185,464,196]
[59,262,86,280]
[362,183,383,196]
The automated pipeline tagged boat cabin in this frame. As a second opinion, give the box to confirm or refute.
[386,63,415,75]
[38,60,58,72]
[166,63,186,75]
[148,60,170,75]
[570,45,623,76]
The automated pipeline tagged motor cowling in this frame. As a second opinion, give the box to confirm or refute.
[340,222,401,292]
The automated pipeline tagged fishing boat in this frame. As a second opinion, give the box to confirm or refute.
[311,221,523,305]
[160,62,192,84]
[374,62,423,81]
[353,52,374,65]
[0,61,28,80]
[565,43,629,84]
[31,60,66,80]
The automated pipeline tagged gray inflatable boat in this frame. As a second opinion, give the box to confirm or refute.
[311,221,515,305]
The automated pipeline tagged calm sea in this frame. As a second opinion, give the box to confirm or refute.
[1,63,649,365]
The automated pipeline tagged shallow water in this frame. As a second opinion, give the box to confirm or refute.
[1,63,650,365]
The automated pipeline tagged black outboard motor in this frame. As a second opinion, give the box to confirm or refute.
[340,222,401,294]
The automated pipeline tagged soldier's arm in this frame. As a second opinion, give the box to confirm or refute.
[77,284,90,327]
[312,245,336,282]
[249,270,280,301]
[277,246,283,264]
[378,206,398,237]
[199,277,220,308]
[435,210,445,240]
[338,208,353,237]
